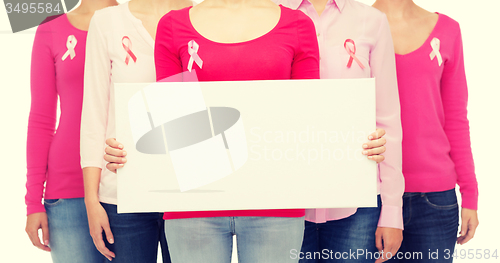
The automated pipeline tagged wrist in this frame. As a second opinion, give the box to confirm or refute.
[84,196,100,206]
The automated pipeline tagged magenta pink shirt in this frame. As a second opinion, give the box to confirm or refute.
[26,14,87,215]
[154,6,319,220]
[276,0,404,229]
[396,13,478,210]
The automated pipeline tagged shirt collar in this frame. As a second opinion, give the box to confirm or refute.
[288,0,346,13]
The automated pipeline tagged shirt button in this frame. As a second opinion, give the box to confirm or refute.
[317,33,320,37]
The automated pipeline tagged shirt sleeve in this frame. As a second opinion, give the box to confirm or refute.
[155,14,183,82]
[80,14,111,169]
[370,14,404,229]
[441,24,478,210]
[26,23,57,215]
[292,11,320,80]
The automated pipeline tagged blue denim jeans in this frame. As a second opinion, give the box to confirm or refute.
[101,203,171,263]
[164,216,305,263]
[44,198,105,263]
[299,195,382,263]
[386,189,459,262]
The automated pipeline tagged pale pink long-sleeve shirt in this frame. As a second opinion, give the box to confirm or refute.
[275,0,404,229]
[26,14,87,215]
[81,3,157,205]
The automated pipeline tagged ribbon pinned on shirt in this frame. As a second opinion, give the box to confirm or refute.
[187,40,203,72]
[344,39,365,69]
[61,35,77,61]
[429,37,443,66]
[122,36,137,65]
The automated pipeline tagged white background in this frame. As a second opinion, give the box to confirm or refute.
[0,0,499,262]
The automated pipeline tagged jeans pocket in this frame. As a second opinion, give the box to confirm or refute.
[423,190,458,210]
[44,198,63,207]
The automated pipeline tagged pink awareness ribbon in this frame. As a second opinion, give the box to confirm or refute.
[187,40,203,72]
[61,35,77,61]
[429,37,443,66]
[344,39,365,69]
[122,36,137,65]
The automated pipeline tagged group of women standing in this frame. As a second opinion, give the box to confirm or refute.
[25,0,479,262]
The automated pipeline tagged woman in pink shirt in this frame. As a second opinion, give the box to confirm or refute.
[373,0,479,262]
[25,0,117,262]
[269,0,404,262]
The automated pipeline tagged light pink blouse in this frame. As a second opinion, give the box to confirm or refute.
[275,0,404,229]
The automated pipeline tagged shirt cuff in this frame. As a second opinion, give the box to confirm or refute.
[378,205,403,230]
[27,203,46,216]
[81,161,105,169]
[460,191,478,210]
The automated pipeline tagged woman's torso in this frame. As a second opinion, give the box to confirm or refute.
[155,5,319,219]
